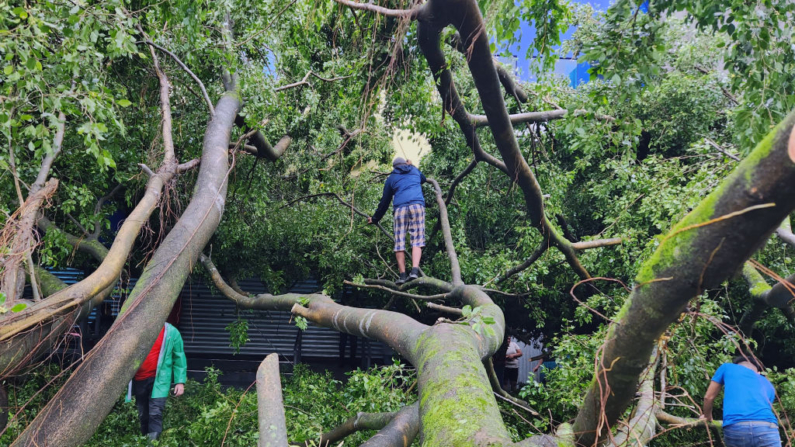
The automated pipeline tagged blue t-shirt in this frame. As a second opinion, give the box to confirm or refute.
[711,363,777,427]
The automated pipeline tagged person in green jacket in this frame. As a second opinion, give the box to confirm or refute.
[126,323,187,441]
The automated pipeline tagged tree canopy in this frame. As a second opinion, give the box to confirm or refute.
[1,0,795,445]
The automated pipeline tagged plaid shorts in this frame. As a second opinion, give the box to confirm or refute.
[393,204,425,252]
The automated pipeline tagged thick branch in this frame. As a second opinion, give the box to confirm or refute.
[572,112,795,446]
[363,277,454,293]
[233,116,292,162]
[177,158,201,172]
[256,354,288,447]
[11,80,242,447]
[415,21,508,175]
[448,32,528,103]
[360,402,420,447]
[426,302,463,316]
[740,262,795,333]
[37,216,108,263]
[469,109,615,128]
[1,178,59,303]
[571,237,623,251]
[201,255,427,363]
[469,110,567,127]
[317,410,399,446]
[776,227,795,247]
[607,353,658,447]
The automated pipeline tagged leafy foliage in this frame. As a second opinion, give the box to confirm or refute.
[1,362,418,446]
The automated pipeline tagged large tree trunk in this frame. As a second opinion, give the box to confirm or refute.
[11,87,241,447]
[572,112,795,445]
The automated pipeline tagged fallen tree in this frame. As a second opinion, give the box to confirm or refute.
[3,0,795,446]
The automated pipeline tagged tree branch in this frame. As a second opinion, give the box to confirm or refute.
[359,402,420,447]
[427,178,462,286]
[91,184,123,238]
[571,237,623,251]
[200,255,427,363]
[705,138,741,162]
[233,115,292,162]
[344,280,450,300]
[572,112,795,446]
[140,40,215,116]
[317,410,399,446]
[494,241,549,285]
[426,302,463,316]
[447,32,528,103]
[177,158,201,172]
[484,358,539,416]
[274,70,351,92]
[256,354,288,447]
[332,0,425,19]
[469,109,615,128]
[445,159,478,206]
[284,192,394,241]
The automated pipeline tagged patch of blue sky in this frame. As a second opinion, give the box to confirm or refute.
[495,0,614,82]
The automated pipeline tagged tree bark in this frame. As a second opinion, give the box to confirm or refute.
[572,112,795,446]
[317,410,399,446]
[11,86,241,447]
[257,354,288,447]
[360,403,420,447]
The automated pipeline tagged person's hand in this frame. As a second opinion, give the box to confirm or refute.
[698,414,711,422]
[173,383,184,397]
[367,217,374,224]
[406,159,412,166]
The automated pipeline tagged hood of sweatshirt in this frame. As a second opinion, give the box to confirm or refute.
[392,164,412,174]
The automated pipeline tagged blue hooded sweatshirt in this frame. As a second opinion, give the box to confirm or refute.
[371,164,426,223]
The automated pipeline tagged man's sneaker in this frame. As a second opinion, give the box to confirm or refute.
[409,267,420,280]
[396,272,408,285]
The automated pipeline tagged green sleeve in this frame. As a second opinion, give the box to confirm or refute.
[172,330,188,384]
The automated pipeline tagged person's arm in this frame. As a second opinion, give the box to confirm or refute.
[418,167,427,184]
[172,330,188,396]
[700,381,722,421]
[370,180,394,224]
[508,345,523,360]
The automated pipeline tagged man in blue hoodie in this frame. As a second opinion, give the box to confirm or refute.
[368,157,427,284]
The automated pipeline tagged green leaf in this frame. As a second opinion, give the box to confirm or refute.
[3,65,13,75]
[11,303,28,312]
[117,99,132,107]
[0,292,5,306]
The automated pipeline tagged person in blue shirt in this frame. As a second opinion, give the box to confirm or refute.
[368,157,427,285]
[700,355,781,447]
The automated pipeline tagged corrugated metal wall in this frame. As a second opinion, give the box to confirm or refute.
[516,339,544,384]
[179,277,393,361]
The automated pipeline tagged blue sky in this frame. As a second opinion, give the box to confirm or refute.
[502,0,614,81]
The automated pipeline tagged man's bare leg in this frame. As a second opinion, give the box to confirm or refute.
[396,250,406,273]
[411,246,422,268]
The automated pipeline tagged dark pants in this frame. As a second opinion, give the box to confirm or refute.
[724,422,782,447]
[132,378,167,436]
